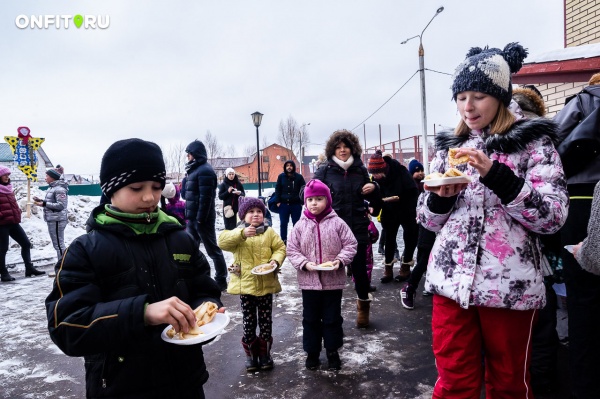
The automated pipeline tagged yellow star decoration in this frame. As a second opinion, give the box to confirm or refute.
[4,136,46,181]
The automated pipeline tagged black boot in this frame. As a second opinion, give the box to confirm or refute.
[305,352,320,370]
[242,338,260,372]
[326,350,341,370]
[258,337,274,370]
[25,263,45,277]
[1,263,16,282]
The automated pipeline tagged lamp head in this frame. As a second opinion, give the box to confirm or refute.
[251,111,263,127]
[437,6,444,14]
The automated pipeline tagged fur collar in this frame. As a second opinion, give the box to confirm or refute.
[434,118,559,154]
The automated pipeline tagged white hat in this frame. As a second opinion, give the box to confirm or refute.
[162,182,176,199]
[225,168,235,176]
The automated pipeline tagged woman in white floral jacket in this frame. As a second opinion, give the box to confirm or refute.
[418,43,569,398]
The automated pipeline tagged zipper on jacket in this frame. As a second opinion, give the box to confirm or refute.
[145,243,163,299]
[100,353,107,389]
[316,221,323,264]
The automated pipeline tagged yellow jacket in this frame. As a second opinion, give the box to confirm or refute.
[218,226,286,296]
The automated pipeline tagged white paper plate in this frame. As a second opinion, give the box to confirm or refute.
[423,176,471,187]
[313,264,336,271]
[161,312,230,345]
[251,264,277,275]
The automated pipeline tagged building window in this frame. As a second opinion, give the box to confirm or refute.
[262,155,269,163]
[260,172,269,181]
[280,156,287,162]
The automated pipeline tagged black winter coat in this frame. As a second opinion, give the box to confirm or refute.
[45,205,222,399]
[374,157,418,225]
[554,85,600,185]
[314,158,378,245]
[184,151,218,223]
[218,176,245,212]
[275,163,305,205]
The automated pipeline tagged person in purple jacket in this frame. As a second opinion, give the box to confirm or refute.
[286,179,357,371]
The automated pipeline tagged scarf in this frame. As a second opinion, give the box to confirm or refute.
[303,206,333,223]
[332,155,354,171]
[185,159,198,172]
[0,179,13,195]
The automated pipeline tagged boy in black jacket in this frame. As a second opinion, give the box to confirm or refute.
[46,138,223,399]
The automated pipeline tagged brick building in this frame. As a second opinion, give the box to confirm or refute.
[233,143,300,185]
[513,0,600,114]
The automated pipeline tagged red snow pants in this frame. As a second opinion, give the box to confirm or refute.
[432,295,537,399]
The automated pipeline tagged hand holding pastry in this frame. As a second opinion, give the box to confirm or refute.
[453,148,493,177]
[304,262,316,271]
[145,296,196,334]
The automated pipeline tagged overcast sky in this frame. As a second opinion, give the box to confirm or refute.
[1,1,564,176]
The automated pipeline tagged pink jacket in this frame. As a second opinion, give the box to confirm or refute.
[287,210,357,290]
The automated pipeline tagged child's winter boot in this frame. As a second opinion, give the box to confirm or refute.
[242,338,260,372]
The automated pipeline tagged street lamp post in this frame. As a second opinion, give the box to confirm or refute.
[298,122,310,177]
[251,111,264,196]
[401,6,444,175]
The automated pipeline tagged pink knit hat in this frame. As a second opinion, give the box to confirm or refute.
[304,179,332,206]
[0,165,11,177]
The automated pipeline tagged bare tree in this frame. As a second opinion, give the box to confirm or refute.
[243,144,256,157]
[277,115,309,162]
[163,142,186,182]
[171,143,186,182]
[204,130,224,163]
[225,144,237,157]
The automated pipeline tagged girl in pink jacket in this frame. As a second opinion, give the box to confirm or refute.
[287,179,357,372]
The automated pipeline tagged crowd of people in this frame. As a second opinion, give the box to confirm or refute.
[1,39,599,399]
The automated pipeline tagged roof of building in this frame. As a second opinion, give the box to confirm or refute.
[0,143,13,162]
[514,43,600,84]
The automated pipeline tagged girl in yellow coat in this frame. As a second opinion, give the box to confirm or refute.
[218,197,286,372]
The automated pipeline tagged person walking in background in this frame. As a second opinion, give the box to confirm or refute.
[218,167,245,230]
[46,138,223,398]
[367,150,418,284]
[314,130,380,328]
[218,197,286,372]
[33,168,68,267]
[553,72,600,398]
[400,159,436,309]
[287,179,358,371]
[274,160,305,243]
[0,166,44,281]
[419,43,568,398]
[184,140,228,291]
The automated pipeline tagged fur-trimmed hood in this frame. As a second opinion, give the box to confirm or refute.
[435,118,559,155]
[512,87,546,117]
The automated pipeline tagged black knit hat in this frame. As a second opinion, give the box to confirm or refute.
[100,138,166,197]
[367,150,388,174]
[451,43,528,106]
[46,169,61,180]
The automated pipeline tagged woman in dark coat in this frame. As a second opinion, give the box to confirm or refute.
[218,168,245,230]
[0,165,44,281]
[314,130,380,328]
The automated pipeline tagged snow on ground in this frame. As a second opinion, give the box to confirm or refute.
[1,188,436,398]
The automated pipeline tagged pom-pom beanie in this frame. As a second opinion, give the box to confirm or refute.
[451,42,528,106]
[367,150,388,174]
